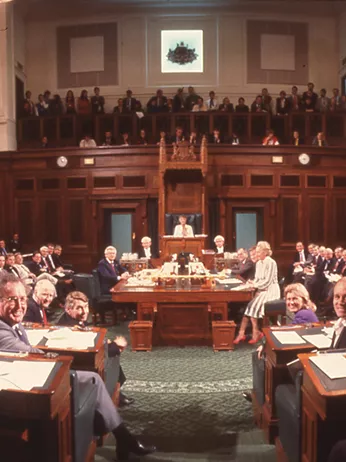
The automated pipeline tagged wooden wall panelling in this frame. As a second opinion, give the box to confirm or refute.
[15,198,35,249]
[279,195,301,246]
[41,198,61,244]
[307,195,326,245]
[332,195,346,246]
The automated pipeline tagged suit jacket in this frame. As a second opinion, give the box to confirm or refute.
[213,245,231,255]
[9,239,22,252]
[146,96,168,113]
[57,312,120,357]
[231,258,255,281]
[333,258,345,274]
[288,94,301,111]
[332,326,346,349]
[41,256,53,272]
[293,250,311,265]
[52,253,64,268]
[23,297,45,324]
[138,247,158,259]
[0,318,42,353]
[292,137,304,146]
[0,247,7,256]
[235,104,249,113]
[208,135,223,144]
[312,137,328,146]
[4,265,20,278]
[122,97,137,112]
[322,257,336,273]
[97,258,127,295]
[276,98,291,115]
[26,260,46,276]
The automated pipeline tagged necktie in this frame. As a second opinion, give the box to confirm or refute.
[210,100,214,108]
[300,252,304,263]
[42,309,48,325]
[128,98,131,110]
[295,138,298,146]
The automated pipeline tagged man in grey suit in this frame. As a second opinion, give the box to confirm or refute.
[0,273,156,461]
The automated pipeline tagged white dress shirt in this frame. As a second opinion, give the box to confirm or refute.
[79,139,97,148]
[144,247,151,259]
[216,246,224,254]
[332,318,346,347]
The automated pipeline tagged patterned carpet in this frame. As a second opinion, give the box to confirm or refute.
[93,322,276,462]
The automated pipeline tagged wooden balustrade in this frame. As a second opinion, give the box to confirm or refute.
[16,111,346,149]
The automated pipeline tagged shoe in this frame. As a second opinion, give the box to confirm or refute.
[119,393,135,407]
[233,334,246,345]
[114,423,156,460]
[242,391,252,403]
[248,332,264,344]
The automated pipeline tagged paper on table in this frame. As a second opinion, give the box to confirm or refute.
[45,330,97,350]
[0,360,55,390]
[272,331,306,344]
[302,334,332,349]
[322,327,334,339]
[26,329,51,346]
[216,278,243,285]
[310,354,346,379]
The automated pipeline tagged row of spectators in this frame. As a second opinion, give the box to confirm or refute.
[21,83,346,118]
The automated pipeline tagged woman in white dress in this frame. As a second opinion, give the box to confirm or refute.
[234,241,280,344]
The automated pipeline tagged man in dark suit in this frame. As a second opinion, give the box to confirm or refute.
[312,131,328,146]
[40,245,54,272]
[9,233,21,253]
[146,89,167,113]
[26,251,47,276]
[287,242,312,284]
[209,129,223,144]
[302,82,318,107]
[122,89,137,113]
[97,246,130,295]
[276,91,291,115]
[23,279,55,324]
[0,273,156,460]
[292,130,304,146]
[57,290,134,407]
[230,248,255,281]
[170,126,185,144]
[0,239,7,257]
[333,247,345,274]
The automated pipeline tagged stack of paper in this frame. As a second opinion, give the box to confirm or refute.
[26,329,51,346]
[272,331,306,344]
[44,328,97,350]
[302,334,331,349]
[0,360,55,390]
[310,354,346,379]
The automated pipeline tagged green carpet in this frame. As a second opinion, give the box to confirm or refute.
[94,322,276,462]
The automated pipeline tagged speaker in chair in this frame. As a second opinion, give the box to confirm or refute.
[165,213,202,235]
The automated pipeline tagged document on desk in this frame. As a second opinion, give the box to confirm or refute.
[26,329,51,346]
[272,331,306,344]
[302,334,332,349]
[0,360,55,390]
[45,328,97,349]
[310,354,346,379]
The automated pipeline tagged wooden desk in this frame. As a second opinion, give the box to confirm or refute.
[112,281,252,346]
[161,236,207,257]
[299,352,346,462]
[261,325,326,443]
[0,354,72,462]
[24,324,106,378]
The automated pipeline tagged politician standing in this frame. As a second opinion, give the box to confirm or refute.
[234,241,280,344]
[173,215,194,237]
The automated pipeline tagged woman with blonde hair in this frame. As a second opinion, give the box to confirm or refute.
[284,283,318,324]
[234,241,280,344]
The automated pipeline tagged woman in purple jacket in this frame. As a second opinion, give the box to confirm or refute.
[286,283,318,324]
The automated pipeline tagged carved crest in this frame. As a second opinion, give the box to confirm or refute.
[171,140,196,161]
[167,42,198,66]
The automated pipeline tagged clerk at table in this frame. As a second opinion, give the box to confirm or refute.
[173,215,194,237]
[97,246,130,295]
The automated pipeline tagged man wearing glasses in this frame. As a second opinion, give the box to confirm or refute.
[0,273,156,460]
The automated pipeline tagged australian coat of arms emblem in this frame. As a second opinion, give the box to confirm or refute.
[167,42,198,65]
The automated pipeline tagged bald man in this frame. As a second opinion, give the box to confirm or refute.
[23,279,56,324]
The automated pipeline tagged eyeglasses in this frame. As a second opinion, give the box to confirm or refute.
[1,296,28,304]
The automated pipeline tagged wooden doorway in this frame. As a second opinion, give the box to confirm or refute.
[97,201,144,257]
[225,200,271,251]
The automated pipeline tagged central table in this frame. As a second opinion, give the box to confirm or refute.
[111,281,252,346]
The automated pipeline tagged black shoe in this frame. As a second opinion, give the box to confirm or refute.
[119,393,135,407]
[113,423,156,460]
[242,391,252,403]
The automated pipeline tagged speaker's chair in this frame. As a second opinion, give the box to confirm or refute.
[165,213,202,235]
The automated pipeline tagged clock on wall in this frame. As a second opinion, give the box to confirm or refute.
[57,156,68,168]
[298,153,311,166]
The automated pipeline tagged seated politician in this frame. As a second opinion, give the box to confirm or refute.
[97,246,130,295]
[173,215,194,237]
[0,273,156,460]
[214,235,229,254]
[58,291,134,407]
[23,279,55,324]
[139,236,157,259]
[230,248,255,281]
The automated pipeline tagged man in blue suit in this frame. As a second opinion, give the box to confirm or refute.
[97,246,130,295]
